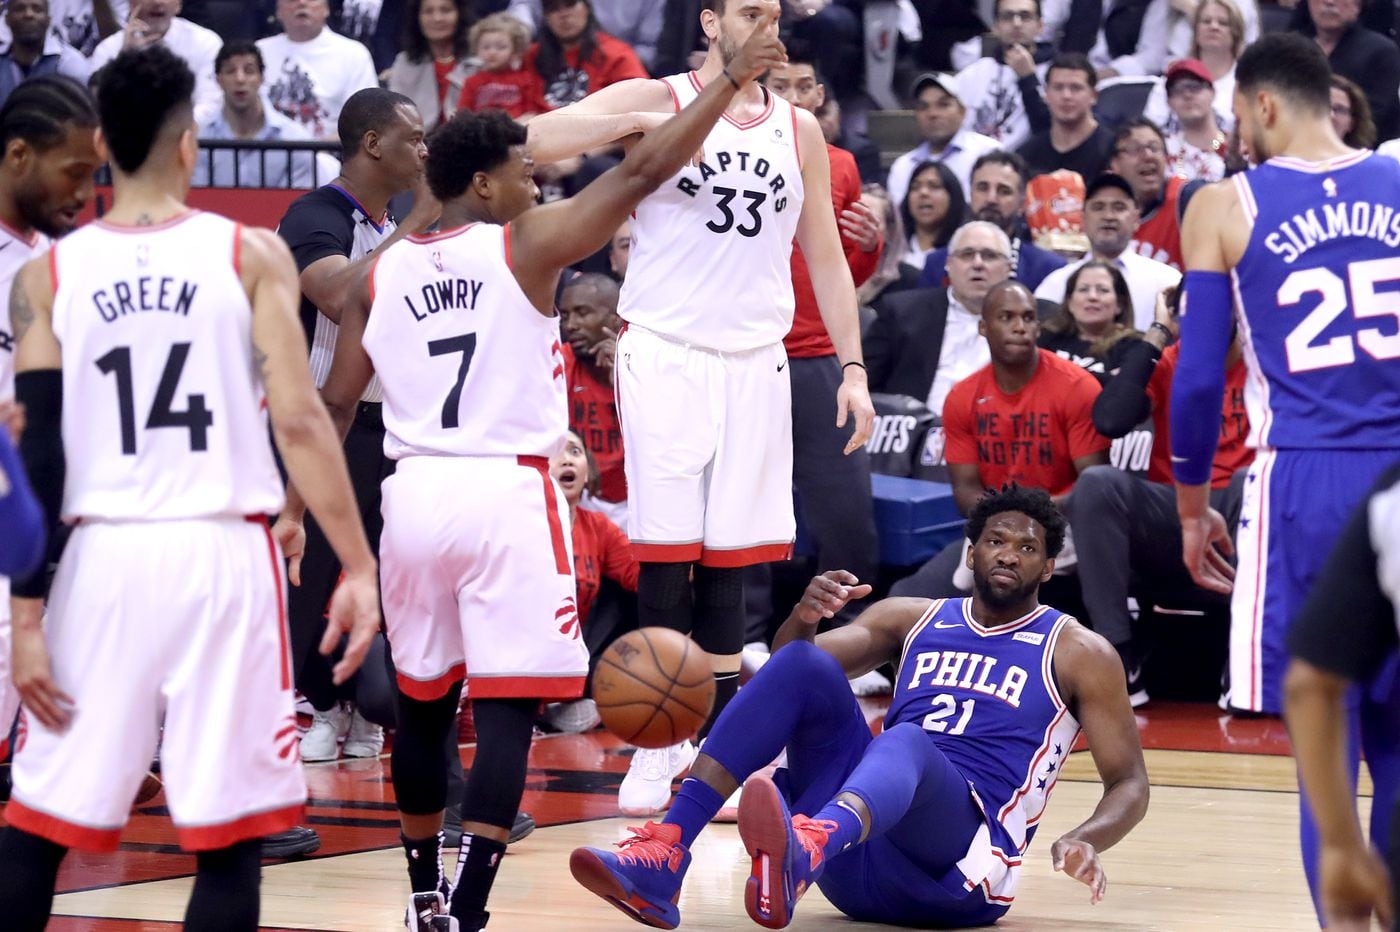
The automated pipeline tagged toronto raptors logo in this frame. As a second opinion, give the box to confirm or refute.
[275,714,300,762]
[556,596,580,639]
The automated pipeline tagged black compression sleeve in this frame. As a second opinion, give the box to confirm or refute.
[1091,338,1159,438]
[11,369,63,599]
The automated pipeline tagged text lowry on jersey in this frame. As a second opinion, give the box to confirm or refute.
[404,278,485,321]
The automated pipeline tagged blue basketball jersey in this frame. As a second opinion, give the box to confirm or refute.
[884,598,1082,862]
[1231,152,1400,450]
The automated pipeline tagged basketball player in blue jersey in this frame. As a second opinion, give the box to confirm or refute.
[572,485,1148,929]
[1169,32,1400,922]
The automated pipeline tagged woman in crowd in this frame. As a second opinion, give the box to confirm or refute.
[1330,74,1378,150]
[857,183,922,307]
[542,430,640,734]
[898,161,965,274]
[386,0,476,131]
[1038,260,1142,380]
[526,0,648,111]
[1151,0,1245,130]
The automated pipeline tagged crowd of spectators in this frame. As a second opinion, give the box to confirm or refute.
[5,0,1400,718]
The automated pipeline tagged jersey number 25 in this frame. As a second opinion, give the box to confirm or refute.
[1281,257,1400,373]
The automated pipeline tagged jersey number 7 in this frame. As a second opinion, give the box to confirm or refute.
[428,333,477,429]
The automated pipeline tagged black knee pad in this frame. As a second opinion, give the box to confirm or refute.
[187,839,261,932]
[391,684,462,816]
[692,565,745,655]
[459,698,537,830]
[638,562,692,611]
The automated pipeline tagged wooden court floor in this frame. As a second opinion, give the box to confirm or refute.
[24,701,1369,931]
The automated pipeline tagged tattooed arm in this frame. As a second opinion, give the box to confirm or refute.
[240,226,379,683]
[10,256,60,373]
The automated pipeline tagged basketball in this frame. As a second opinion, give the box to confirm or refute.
[593,628,715,749]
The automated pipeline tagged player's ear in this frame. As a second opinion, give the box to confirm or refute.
[699,7,720,42]
[92,127,110,167]
[362,129,382,160]
[3,137,31,173]
[1040,557,1055,582]
[814,84,826,110]
[177,125,198,172]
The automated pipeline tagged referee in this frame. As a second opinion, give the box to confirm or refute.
[1285,459,1400,931]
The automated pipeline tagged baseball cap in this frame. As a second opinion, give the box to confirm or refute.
[1165,59,1213,88]
[910,72,961,103]
[1084,172,1135,201]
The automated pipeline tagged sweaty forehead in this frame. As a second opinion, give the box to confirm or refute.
[984,511,1045,542]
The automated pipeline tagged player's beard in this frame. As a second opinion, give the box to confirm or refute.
[973,568,1039,610]
[14,176,68,238]
[717,26,739,68]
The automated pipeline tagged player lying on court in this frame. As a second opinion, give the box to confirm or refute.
[281,16,788,932]
[572,485,1149,929]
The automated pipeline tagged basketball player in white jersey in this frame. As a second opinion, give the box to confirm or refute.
[0,47,380,931]
[301,18,787,931]
[529,0,877,813]
[0,76,102,775]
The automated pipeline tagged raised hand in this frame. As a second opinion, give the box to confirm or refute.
[725,6,788,87]
[793,570,873,624]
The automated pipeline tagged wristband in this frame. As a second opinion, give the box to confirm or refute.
[842,361,866,373]
[722,67,741,90]
[1148,321,1173,339]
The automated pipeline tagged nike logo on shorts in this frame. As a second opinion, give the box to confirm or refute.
[777,361,787,372]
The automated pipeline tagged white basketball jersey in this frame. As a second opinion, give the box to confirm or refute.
[51,212,284,521]
[0,221,49,403]
[619,74,805,352]
[364,223,568,460]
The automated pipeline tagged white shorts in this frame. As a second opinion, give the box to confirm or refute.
[7,517,305,853]
[380,455,589,702]
[616,324,795,567]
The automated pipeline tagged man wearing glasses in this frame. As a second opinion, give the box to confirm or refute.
[1108,117,1191,271]
[952,0,1053,151]
[1033,172,1180,328]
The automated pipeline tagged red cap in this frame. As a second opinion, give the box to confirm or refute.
[1165,59,1213,88]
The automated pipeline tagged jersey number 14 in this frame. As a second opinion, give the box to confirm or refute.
[95,343,213,455]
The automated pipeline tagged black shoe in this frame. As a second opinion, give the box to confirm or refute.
[441,812,535,849]
[508,811,535,845]
[262,825,321,859]
[1115,642,1149,709]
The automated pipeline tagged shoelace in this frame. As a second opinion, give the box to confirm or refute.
[614,822,681,869]
[791,815,839,868]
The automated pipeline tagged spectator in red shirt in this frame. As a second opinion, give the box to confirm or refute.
[1069,287,1252,705]
[739,46,883,653]
[890,280,1110,600]
[1108,118,1187,271]
[543,430,641,733]
[560,272,627,524]
[457,13,542,120]
[527,0,648,110]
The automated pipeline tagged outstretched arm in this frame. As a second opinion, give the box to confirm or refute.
[1171,181,1239,594]
[244,227,379,684]
[793,109,874,454]
[524,78,677,165]
[1050,623,1150,904]
[509,11,788,308]
[770,573,930,680]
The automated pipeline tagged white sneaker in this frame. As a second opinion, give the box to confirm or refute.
[542,698,601,734]
[849,669,893,697]
[300,704,350,762]
[342,707,384,758]
[740,642,771,683]
[618,739,697,816]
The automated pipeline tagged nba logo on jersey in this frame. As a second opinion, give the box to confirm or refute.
[135,243,150,266]
[431,249,444,273]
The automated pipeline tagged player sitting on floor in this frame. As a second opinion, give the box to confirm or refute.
[571,484,1149,929]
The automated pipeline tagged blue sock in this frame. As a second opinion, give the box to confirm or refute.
[663,778,725,847]
[811,797,865,857]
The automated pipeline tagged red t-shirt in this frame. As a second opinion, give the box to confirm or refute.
[786,143,882,358]
[572,507,640,626]
[526,32,649,110]
[562,344,626,503]
[457,67,543,119]
[943,349,1109,496]
[1145,342,1253,488]
[1130,175,1184,271]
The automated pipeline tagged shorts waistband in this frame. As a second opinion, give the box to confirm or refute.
[620,322,776,358]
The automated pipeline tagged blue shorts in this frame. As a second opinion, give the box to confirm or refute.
[1229,448,1398,712]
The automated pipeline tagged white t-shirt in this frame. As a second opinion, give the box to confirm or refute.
[90,17,222,122]
[257,30,379,141]
[1034,251,1181,330]
[1379,139,1400,163]
[0,0,130,56]
[928,290,991,415]
[957,57,1050,153]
